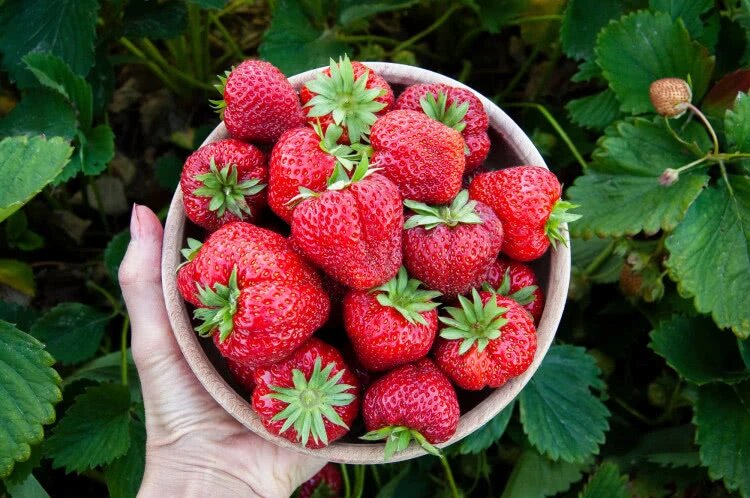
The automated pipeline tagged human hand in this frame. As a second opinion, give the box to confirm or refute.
[119,204,326,498]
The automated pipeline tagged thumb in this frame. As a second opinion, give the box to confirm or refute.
[119,205,181,371]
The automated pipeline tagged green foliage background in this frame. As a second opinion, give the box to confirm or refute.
[1,0,749,496]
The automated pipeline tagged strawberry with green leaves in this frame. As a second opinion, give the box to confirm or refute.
[394,83,490,170]
[300,55,393,144]
[483,257,545,324]
[212,59,306,142]
[180,139,267,231]
[469,166,580,261]
[361,358,459,459]
[291,158,403,290]
[268,123,369,224]
[252,338,359,449]
[297,464,343,498]
[371,110,466,204]
[343,267,441,372]
[402,190,503,298]
[434,289,536,391]
[177,222,330,368]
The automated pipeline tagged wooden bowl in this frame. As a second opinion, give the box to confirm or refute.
[162,62,571,464]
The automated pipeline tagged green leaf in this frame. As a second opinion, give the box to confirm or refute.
[189,0,227,8]
[0,321,61,479]
[337,0,418,26]
[259,0,351,76]
[571,59,602,83]
[469,0,526,34]
[595,11,715,114]
[0,136,73,222]
[560,0,622,61]
[123,0,188,39]
[4,474,49,498]
[80,124,115,176]
[725,92,750,153]
[571,238,622,284]
[694,382,750,496]
[0,260,35,297]
[0,0,98,84]
[457,400,515,454]
[649,0,716,48]
[500,449,587,498]
[64,350,141,402]
[649,315,750,385]
[30,303,110,366]
[5,211,44,252]
[0,302,38,333]
[665,176,750,338]
[0,89,77,140]
[566,89,621,130]
[105,417,145,498]
[519,345,609,463]
[105,230,131,285]
[45,384,132,473]
[568,118,710,238]
[154,154,183,192]
[578,462,629,498]
[22,52,93,131]
[3,443,43,486]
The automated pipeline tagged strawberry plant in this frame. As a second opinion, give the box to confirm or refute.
[0,0,748,497]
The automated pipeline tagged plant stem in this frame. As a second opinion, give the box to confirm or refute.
[439,456,460,498]
[499,44,541,101]
[371,464,382,487]
[663,117,705,156]
[507,14,564,24]
[611,395,657,425]
[341,464,351,498]
[687,103,719,155]
[121,315,130,386]
[502,102,589,169]
[120,38,181,94]
[583,239,616,277]
[210,13,245,61]
[87,280,121,314]
[87,176,111,234]
[336,34,399,46]
[393,3,464,53]
[352,465,365,498]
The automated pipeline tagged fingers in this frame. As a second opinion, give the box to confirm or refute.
[119,205,181,369]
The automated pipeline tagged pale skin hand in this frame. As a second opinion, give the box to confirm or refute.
[119,205,325,498]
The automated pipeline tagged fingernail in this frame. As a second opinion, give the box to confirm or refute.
[130,204,141,241]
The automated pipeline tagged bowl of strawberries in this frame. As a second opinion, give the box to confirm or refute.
[162,57,575,464]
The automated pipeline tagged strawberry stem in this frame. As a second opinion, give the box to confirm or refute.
[192,157,265,219]
[360,425,440,460]
[438,289,508,355]
[420,91,469,133]
[372,267,441,325]
[194,266,241,342]
[545,199,581,248]
[404,190,483,230]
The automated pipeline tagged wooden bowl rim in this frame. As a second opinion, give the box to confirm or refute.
[162,62,571,464]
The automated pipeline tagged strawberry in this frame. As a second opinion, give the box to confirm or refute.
[343,267,441,372]
[227,358,256,393]
[360,358,459,459]
[180,139,267,231]
[300,55,393,144]
[394,83,490,170]
[483,257,545,324]
[212,59,306,142]
[291,158,403,290]
[176,222,330,368]
[402,190,503,298]
[371,110,465,204]
[468,166,580,261]
[298,464,343,498]
[434,289,536,391]
[268,124,369,224]
[252,338,359,449]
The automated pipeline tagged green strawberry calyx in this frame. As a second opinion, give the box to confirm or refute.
[313,121,373,172]
[304,54,387,143]
[194,266,241,342]
[420,91,469,133]
[545,199,581,248]
[404,190,483,230]
[209,68,232,118]
[287,154,380,206]
[265,357,356,447]
[178,238,203,269]
[482,269,538,306]
[193,156,265,219]
[372,267,442,326]
[360,425,441,460]
[439,288,508,355]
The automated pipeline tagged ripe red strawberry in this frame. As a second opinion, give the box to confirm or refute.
[403,190,503,298]
[371,110,465,204]
[483,257,545,324]
[212,59,306,142]
[300,55,393,144]
[298,464,343,498]
[361,358,459,459]
[434,290,536,391]
[394,83,490,170]
[344,267,441,372]
[180,139,267,231]
[469,166,580,261]
[291,158,403,290]
[252,338,360,449]
[176,222,330,368]
[227,358,256,393]
[268,124,368,223]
